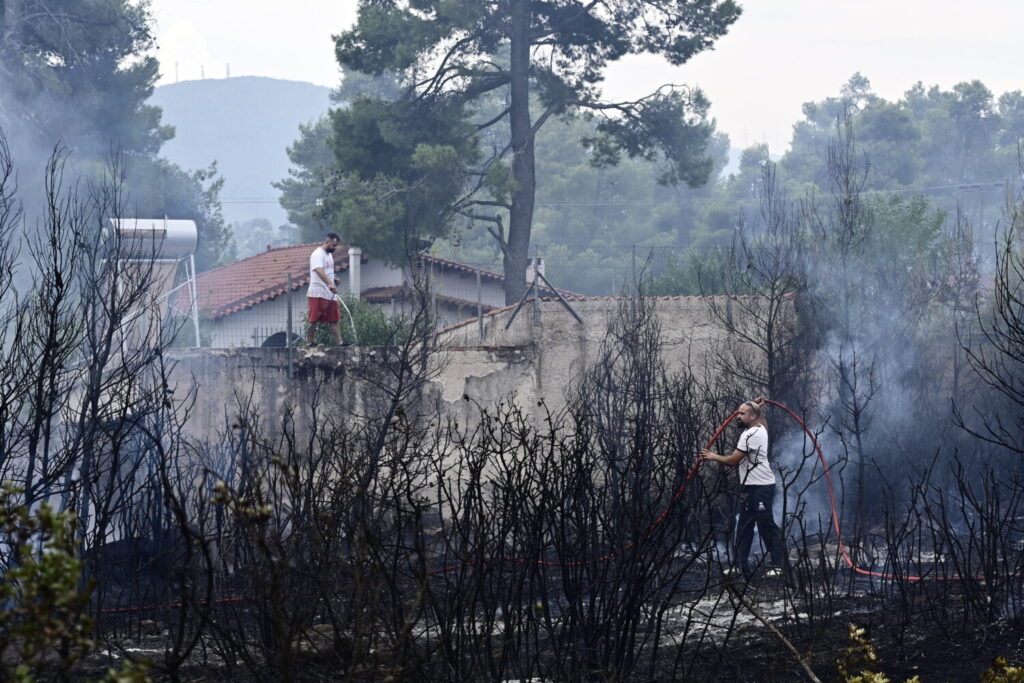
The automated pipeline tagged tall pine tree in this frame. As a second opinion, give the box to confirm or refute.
[332,0,740,302]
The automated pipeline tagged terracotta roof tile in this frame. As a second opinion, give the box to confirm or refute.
[418,254,585,299]
[181,244,585,319]
[187,243,355,319]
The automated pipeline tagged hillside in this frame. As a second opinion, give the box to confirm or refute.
[150,76,331,228]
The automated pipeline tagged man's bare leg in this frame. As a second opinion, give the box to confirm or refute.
[307,323,317,345]
[329,322,342,345]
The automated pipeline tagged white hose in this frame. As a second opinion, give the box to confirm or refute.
[335,293,359,345]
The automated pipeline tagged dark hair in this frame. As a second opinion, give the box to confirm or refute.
[325,232,340,242]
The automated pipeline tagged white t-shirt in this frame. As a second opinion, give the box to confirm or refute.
[308,246,335,300]
[736,425,775,486]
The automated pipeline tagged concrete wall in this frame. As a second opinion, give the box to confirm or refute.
[438,296,736,414]
[167,296,765,441]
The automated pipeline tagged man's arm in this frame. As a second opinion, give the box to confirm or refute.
[701,447,747,467]
[313,266,337,293]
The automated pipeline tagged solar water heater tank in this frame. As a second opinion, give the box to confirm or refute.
[106,218,198,259]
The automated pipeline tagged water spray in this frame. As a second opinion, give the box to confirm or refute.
[334,292,358,346]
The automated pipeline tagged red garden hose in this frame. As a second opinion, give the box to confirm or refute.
[430,398,921,580]
[101,399,933,614]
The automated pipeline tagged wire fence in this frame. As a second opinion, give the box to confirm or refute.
[171,246,721,350]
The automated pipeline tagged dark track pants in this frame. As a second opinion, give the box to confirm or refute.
[734,484,784,573]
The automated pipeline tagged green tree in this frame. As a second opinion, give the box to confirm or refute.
[0,0,236,269]
[275,116,335,243]
[326,94,479,263]
[0,488,150,681]
[233,217,298,259]
[783,75,1021,197]
[123,158,236,271]
[0,0,169,162]
[334,0,741,303]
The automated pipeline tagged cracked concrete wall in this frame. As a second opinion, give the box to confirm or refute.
[166,297,763,442]
[437,296,745,416]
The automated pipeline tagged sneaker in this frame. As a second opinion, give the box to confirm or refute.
[764,567,783,578]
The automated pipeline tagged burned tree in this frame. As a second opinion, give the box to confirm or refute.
[701,160,813,413]
[958,178,1024,454]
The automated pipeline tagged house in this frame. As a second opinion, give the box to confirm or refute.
[179,243,564,347]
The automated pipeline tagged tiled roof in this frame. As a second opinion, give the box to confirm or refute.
[182,244,584,319]
[187,243,356,319]
[419,254,584,299]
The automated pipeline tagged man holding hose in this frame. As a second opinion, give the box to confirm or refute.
[306,233,343,346]
[701,398,785,578]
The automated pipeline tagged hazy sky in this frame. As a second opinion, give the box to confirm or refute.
[149,0,1022,153]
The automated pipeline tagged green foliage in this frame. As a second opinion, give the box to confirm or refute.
[981,657,1024,683]
[0,486,150,682]
[319,0,741,300]
[275,116,336,243]
[324,95,478,264]
[781,74,1022,195]
[648,247,732,295]
[0,0,236,270]
[287,46,1020,302]
[346,294,425,346]
[233,218,299,259]
[586,88,716,187]
[124,158,237,271]
[836,624,920,683]
[432,105,732,295]
[309,295,427,346]
[0,0,169,160]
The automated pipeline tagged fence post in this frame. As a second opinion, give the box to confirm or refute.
[476,267,483,343]
[287,272,293,379]
[531,255,540,327]
[189,253,201,348]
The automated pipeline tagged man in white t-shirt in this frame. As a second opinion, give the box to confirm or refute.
[306,233,342,346]
[701,399,785,578]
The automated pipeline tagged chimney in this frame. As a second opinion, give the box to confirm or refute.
[348,246,362,296]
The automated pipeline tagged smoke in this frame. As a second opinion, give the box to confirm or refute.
[722,119,1024,548]
[773,131,1024,561]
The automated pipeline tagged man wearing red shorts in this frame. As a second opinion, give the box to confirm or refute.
[306,233,342,346]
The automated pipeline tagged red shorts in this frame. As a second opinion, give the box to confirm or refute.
[307,297,340,323]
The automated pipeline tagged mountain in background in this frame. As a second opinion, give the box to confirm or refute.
[151,76,331,229]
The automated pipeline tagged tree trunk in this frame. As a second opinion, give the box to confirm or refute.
[503,0,535,304]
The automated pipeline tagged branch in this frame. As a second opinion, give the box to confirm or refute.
[529,102,561,138]
[573,83,692,114]
[413,34,477,96]
[723,580,822,683]
[477,106,511,131]
[456,210,503,226]
[463,199,512,211]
